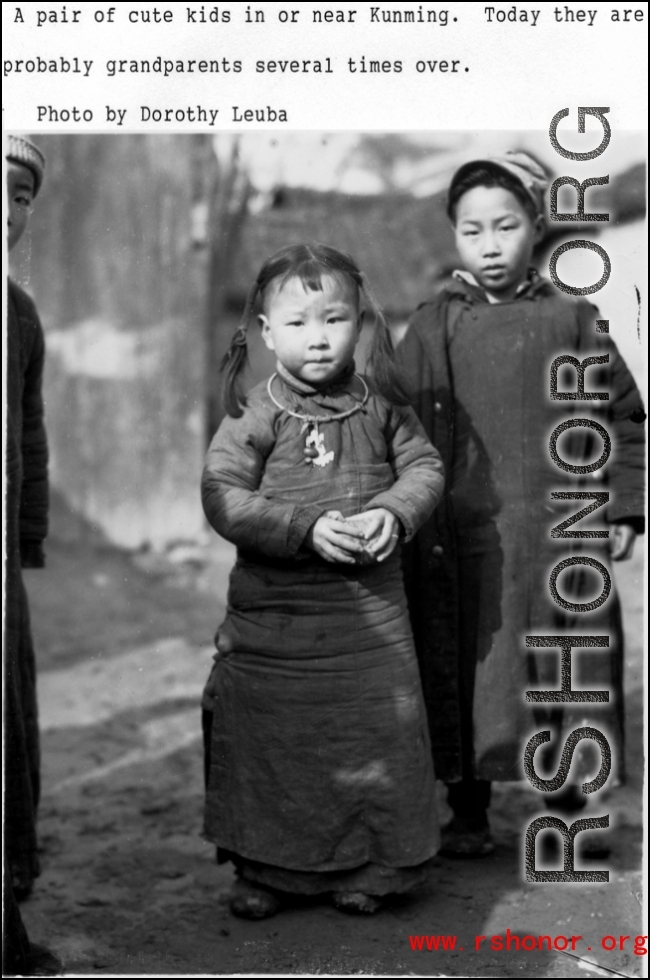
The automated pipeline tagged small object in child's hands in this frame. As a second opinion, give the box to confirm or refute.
[342,514,380,564]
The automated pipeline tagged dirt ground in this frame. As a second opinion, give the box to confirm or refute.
[17,494,646,978]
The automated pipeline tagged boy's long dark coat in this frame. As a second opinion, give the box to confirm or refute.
[4,279,49,887]
[399,277,645,784]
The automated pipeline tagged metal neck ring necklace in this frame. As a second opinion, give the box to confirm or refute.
[267,371,370,466]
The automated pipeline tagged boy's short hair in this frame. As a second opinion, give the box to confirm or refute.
[6,135,46,196]
[447,150,547,223]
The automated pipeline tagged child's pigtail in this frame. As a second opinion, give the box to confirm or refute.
[220,281,259,417]
[361,274,411,406]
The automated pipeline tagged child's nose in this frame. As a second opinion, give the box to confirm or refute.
[482,232,501,255]
[307,324,330,347]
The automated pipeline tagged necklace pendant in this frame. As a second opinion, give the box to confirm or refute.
[304,422,334,468]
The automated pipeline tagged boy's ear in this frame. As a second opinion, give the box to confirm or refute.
[533,215,545,244]
[259,314,275,351]
[357,309,365,334]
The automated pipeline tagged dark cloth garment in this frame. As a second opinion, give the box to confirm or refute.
[2,870,62,980]
[228,853,436,897]
[6,280,49,562]
[4,279,48,893]
[2,857,31,976]
[399,275,645,785]
[447,779,492,825]
[201,365,444,890]
[4,577,41,888]
[202,709,435,896]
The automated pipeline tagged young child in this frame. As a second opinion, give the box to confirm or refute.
[4,136,61,976]
[201,243,444,917]
[399,151,645,857]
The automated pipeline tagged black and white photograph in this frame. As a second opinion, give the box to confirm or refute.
[3,5,647,979]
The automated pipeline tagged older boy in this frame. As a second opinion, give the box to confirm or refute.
[400,152,645,856]
[4,135,61,975]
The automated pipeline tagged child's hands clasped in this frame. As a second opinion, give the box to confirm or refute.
[306,512,368,564]
[353,508,401,562]
[306,508,401,564]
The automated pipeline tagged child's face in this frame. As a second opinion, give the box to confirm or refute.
[453,185,543,302]
[259,274,362,384]
[7,160,36,252]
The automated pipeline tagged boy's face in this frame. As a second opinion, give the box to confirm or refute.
[453,185,543,302]
[7,160,36,252]
[259,274,363,385]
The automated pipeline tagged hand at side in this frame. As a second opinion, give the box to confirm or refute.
[609,524,636,561]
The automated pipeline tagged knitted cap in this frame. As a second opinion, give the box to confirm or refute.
[6,135,46,196]
[450,150,548,215]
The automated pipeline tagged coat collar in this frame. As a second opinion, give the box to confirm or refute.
[275,359,358,397]
[448,267,554,305]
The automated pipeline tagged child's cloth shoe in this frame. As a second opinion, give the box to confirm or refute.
[332,891,382,914]
[440,816,495,858]
[228,878,282,919]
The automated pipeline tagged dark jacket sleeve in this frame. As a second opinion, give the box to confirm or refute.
[395,296,455,457]
[362,403,445,540]
[576,300,646,530]
[201,392,324,558]
[16,290,49,567]
[396,314,433,421]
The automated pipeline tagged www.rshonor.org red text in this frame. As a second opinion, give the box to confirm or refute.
[408,932,648,954]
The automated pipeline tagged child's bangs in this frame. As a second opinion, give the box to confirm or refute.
[275,263,358,298]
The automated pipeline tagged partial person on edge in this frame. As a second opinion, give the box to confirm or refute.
[4,134,63,977]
